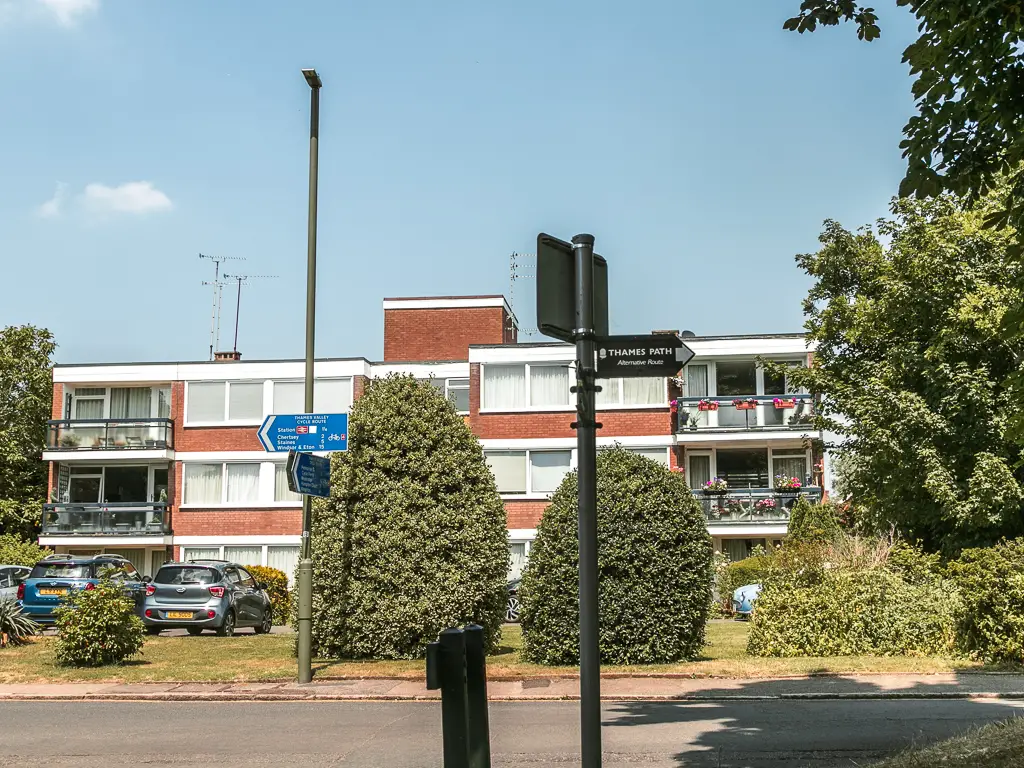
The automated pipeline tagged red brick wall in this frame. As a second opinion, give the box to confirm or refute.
[173,509,302,536]
[506,500,548,529]
[384,306,507,362]
[51,383,64,419]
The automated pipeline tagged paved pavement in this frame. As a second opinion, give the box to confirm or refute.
[1,699,1021,767]
[4,672,1024,701]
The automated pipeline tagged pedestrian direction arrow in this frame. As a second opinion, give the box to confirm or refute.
[595,334,695,378]
[258,413,348,452]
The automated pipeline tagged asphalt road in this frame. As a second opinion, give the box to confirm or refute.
[1,699,1021,767]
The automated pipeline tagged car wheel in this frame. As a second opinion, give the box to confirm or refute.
[505,595,520,623]
[254,609,272,635]
[146,626,162,636]
[216,610,236,637]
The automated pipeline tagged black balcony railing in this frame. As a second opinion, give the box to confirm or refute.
[46,418,173,450]
[41,502,170,535]
[673,395,816,433]
[697,487,823,524]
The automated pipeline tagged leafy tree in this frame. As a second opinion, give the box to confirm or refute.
[0,535,49,568]
[783,189,1024,554]
[520,448,713,665]
[0,326,55,538]
[308,374,509,660]
[787,496,842,545]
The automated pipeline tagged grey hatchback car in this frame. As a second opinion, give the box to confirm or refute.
[142,560,272,636]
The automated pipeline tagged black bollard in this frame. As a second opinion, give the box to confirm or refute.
[437,628,470,768]
[463,624,491,768]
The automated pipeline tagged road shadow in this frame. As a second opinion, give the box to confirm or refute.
[604,672,1024,767]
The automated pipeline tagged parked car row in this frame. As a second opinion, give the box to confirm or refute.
[12,554,273,636]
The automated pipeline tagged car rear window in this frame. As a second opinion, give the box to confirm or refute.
[30,563,93,579]
[155,566,218,585]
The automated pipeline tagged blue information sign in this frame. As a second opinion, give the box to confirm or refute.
[287,451,332,498]
[258,413,348,453]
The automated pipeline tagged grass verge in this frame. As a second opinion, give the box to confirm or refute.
[0,621,1007,684]
[871,717,1024,767]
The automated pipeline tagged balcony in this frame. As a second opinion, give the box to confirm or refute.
[698,487,823,524]
[45,418,173,458]
[41,502,170,536]
[673,395,816,434]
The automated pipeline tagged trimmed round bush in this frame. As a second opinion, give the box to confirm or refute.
[520,448,714,665]
[247,565,289,625]
[54,578,144,667]
[309,374,509,659]
[949,538,1024,663]
[787,496,841,544]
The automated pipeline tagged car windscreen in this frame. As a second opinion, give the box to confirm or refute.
[29,563,92,579]
[154,566,218,585]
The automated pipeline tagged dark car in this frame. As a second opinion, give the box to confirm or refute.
[142,559,272,637]
[506,578,521,622]
[18,554,147,625]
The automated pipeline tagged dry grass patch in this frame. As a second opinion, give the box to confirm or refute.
[871,717,1024,768]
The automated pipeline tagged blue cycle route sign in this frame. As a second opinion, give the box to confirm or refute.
[286,451,332,498]
[257,413,348,453]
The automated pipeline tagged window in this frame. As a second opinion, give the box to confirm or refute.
[482,365,525,409]
[180,548,220,562]
[772,451,808,486]
[529,451,572,493]
[595,377,666,407]
[73,388,105,420]
[225,464,260,503]
[688,454,711,490]
[183,464,223,505]
[485,450,571,495]
[236,567,256,588]
[187,382,226,422]
[509,542,528,580]
[275,463,301,502]
[228,382,263,421]
[485,451,526,493]
[225,547,262,567]
[716,449,770,488]
[529,365,570,407]
[268,546,300,580]
[627,447,669,465]
[447,378,470,413]
[157,387,171,419]
[716,362,756,396]
[273,378,354,414]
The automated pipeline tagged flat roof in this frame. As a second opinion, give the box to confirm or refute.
[52,356,370,369]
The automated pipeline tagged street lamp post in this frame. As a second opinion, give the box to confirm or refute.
[297,67,321,685]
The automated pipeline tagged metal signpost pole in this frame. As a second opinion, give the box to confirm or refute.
[297,67,322,685]
[572,233,602,768]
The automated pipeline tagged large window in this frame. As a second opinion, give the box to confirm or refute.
[73,388,105,419]
[481,364,571,410]
[715,449,769,488]
[272,378,354,414]
[186,382,226,422]
[186,380,270,424]
[183,463,260,505]
[71,386,168,420]
[485,450,572,495]
[180,544,301,585]
[595,377,666,407]
[275,463,301,502]
[771,451,808,486]
[627,447,669,465]
[228,382,263,421]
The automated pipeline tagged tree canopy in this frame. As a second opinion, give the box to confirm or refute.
[784,188,1024,554]
[0,326,55,538]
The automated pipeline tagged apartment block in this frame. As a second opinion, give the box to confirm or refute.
[41,295,824,578]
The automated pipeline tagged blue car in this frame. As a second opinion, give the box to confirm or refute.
[732,583,762,618]
[17,554,148,625]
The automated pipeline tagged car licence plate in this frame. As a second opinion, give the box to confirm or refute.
[166,611,193,619]
[38,588,67,596]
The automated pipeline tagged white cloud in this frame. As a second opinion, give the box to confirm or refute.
[81,181,173,215]
[36,0,98,26]
[36,182,67,218]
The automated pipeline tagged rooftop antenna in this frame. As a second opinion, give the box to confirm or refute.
[223,273,279,353]
[509,251,536,337]
[200,253,246,360]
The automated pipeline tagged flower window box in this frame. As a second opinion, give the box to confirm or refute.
[773,398,796,409]
[697,399,719,411]
[733,398,758,411]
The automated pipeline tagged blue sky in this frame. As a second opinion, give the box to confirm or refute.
[0,0,920,363]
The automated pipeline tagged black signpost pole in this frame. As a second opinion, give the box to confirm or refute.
[571,233,602,768]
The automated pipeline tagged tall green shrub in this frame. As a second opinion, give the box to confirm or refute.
[0,535,49,568]
[520,448,713,665]
[949,538,1024,663]
[54,578,144,666]
[787,496,841,544]
[247,565,289,624]
[309,375,509,660]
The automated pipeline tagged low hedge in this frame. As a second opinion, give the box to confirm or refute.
[948,538,1024,663]
[747,568,958,657]
[247,565,289,625]
[54,578,144,667]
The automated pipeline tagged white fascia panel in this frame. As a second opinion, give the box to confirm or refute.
[384,297,510,313]
[470,346,574,364]
[39,535,174,547]
[371,362,470,378]
[173,535,302,545]
[708,524,789,537]
[53,365,179,385]
[176,451,330,461]
[507,529,537,541]
[684,337,814,359]
[42,449,175,463]
[176,360,368,382]
[673,431,821,445]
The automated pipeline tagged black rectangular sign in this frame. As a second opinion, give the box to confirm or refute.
[595,334,695,378]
